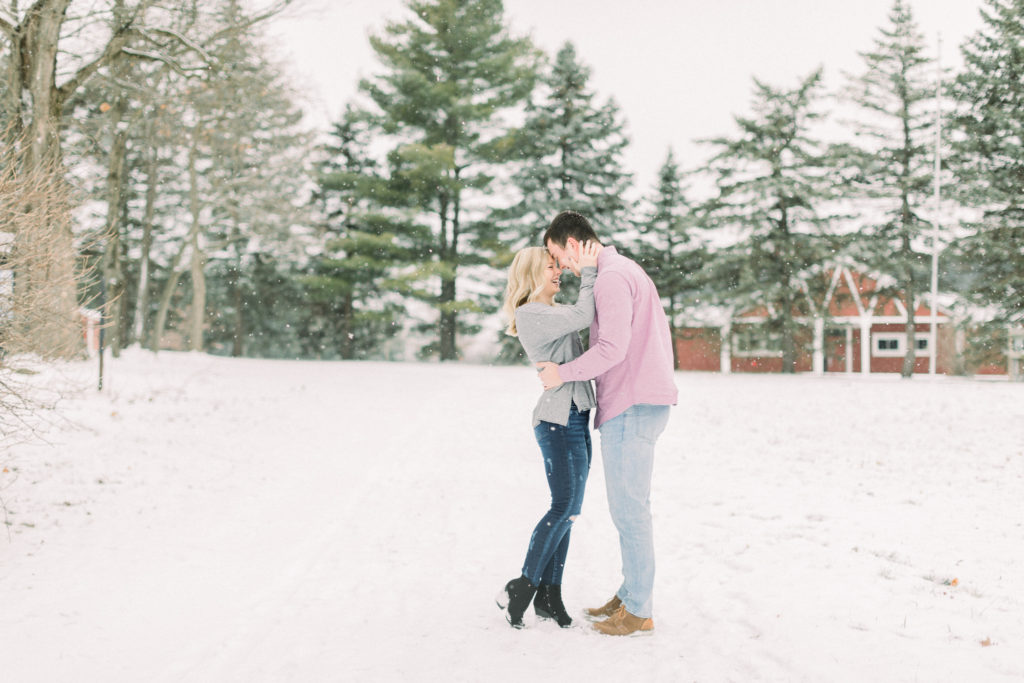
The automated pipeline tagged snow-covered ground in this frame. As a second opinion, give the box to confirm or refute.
[1,351,1022,682]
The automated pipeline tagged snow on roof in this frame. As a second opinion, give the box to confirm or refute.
[676,302,732,327]
[675,262,968,327]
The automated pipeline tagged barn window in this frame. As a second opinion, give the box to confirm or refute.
[732,327,783,357]
[873,333,932,357]
[1008,331,1024,353]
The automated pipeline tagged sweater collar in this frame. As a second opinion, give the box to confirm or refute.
[598,245,618,268]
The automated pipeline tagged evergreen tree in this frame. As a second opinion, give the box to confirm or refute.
[839,0,940,377]
[206,254,306,358]
[627,149,707,369]
[702,70,837,373]
[500,42,632,247]
[360,0,538,360]
[951,0,1024,324]
[196,0,311,357]
[305,105,431,360]
[492,41,632,363]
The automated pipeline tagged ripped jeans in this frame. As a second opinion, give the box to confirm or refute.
[521,404,592,586]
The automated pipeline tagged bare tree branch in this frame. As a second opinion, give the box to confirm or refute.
[209,0,298,42]
[0,6,17,37]
[120,46,193,76]
[55,0,162,103]
[138,25,211,63]
[57,30,135,102]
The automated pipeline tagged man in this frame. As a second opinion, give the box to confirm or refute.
[537,210,677,636]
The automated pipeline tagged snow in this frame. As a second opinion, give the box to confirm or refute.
[1,351,1022,682]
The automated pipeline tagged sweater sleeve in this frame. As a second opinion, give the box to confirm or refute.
[558,271,633,381]
[514,266,597,348]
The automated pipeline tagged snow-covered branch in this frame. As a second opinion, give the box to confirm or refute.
[209,0,298,42]
[120,47,190,76]
[57,24,135,102]
[0,6,17,37]
[138,26,212,64]
[56,0,163,102]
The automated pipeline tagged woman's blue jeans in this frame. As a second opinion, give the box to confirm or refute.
[521,404,592,586]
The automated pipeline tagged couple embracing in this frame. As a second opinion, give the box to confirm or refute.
[497,210,678,636]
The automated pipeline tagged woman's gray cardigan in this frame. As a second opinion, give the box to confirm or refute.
[514,266,598,427]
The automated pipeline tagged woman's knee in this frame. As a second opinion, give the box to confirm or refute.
[547,499,583,524]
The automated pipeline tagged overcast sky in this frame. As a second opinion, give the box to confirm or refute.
[267,0,985,194]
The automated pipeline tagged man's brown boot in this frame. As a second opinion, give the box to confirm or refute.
[584,595,622,621]
[592,605,654,636]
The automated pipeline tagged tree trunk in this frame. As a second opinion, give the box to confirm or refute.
[898,82,918,380]
[340,291,354,360]
[668,298,679,370]
[666,239,679,370]
[780,292,797,373]
[186,139,205,351]
[21,0,72,171]
[436,191,458,361]
[101,101,130,357]
[779,209,797,374]
[439,276,457,361]
[230,264,244,357]
[440,181,461,361]
[223,204,243,357]
[150,239,189,351]
[229,227,244,358]
[150,138,201,352]
[901,241,918,379]
[8,0,80,357]
[131,147,158,345]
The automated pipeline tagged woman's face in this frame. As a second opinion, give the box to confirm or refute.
[540,254,562,300]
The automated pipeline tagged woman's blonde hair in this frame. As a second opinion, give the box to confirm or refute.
[502,247,551,336]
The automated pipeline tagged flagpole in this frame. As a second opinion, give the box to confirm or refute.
[929,34,942,376]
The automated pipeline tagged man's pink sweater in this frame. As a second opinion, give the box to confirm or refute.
[558,247,678,428]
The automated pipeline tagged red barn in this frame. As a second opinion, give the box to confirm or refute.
[674,265,963,375]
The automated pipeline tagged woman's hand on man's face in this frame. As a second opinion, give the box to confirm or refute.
[577,240,602,270]
[559,239,602,275]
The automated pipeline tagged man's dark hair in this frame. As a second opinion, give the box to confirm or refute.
[543,210,601,248]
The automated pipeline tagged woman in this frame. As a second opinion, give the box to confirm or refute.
[496,241,602,628]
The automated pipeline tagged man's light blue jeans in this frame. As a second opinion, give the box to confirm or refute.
[598,404,671,619]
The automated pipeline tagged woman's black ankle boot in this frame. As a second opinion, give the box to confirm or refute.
[534,583,573,627]
[497,575,537,628]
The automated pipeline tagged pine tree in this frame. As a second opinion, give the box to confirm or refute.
[491,41,632,363]
[702,70,836,373]
[627,149,707,369]
[360,0,538,360]
[951,0,1024,325]
[304,105,431,360]
[839,0,940,377]
[205,8,310,358]
[175,0,310,355]
[500,42,632,247]
[206,254,306,358]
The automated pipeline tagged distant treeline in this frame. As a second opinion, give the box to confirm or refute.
[1,0,1020,370]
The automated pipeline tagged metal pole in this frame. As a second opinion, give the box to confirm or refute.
[929,34,942,376]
